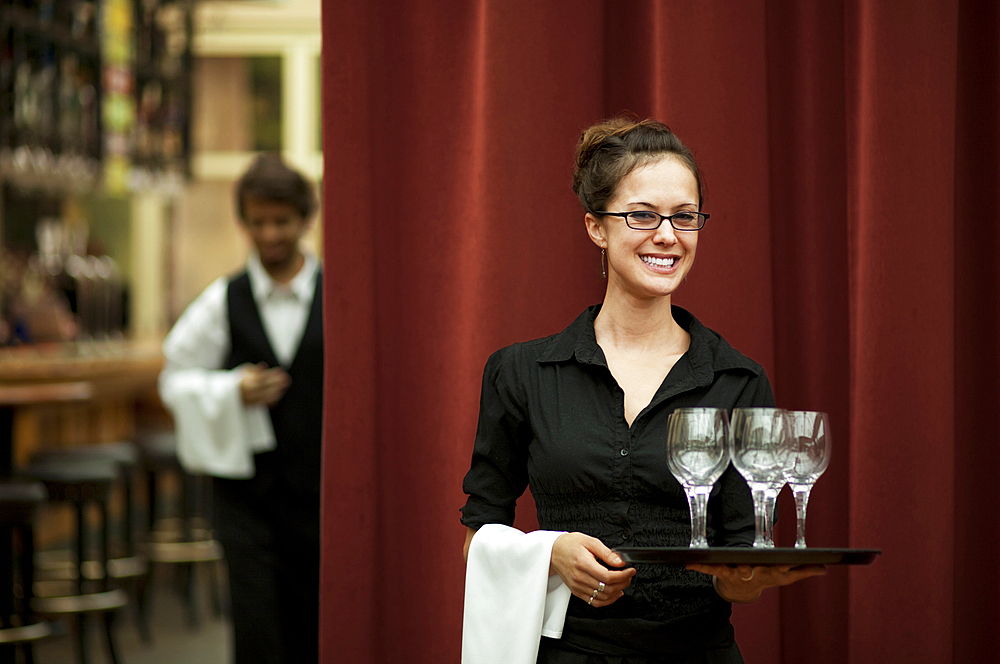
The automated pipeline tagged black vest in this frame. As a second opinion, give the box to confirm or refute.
[224,270,323,499]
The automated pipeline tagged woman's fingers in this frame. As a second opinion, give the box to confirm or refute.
[686,562,828,603]
[551,533,635,608]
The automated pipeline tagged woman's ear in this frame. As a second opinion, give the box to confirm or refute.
[585,213,607,249]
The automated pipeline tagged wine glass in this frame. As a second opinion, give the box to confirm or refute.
[780,411,831,548]
[730,408,788,548]
[666,408,731,548]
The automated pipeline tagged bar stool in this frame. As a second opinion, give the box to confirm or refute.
[137,430,224,629]
[30,443,150,643]
[0,479,52,664]
[23,458,128,664]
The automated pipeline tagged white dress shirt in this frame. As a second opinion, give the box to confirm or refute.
[158,252,319,478]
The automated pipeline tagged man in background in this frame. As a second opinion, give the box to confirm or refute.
[159,154,322,664]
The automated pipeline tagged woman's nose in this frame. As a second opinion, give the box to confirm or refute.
[652,222,678,244]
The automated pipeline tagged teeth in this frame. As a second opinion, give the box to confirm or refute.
[642,256,676,267]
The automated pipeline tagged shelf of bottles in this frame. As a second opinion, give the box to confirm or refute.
[0,0,192,195]
[130,0,192,191]
[0,1,103,193]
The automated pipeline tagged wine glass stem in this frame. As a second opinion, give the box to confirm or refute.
[685,488,710,548]
[763,488,778,548]
[792,485,812,548]
[750,485,768,548]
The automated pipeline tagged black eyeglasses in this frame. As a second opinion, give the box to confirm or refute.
[596,210,710,231]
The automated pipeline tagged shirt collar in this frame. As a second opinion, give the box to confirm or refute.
[246,251,319,305]
[536,304,762,382]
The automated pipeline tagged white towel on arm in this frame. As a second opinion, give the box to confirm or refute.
[462,524,573,664]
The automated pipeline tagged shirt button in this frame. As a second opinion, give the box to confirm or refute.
[621,531,631,541]
[620,448,629,457]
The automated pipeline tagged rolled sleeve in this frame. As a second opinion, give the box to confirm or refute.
[460,348,532,529]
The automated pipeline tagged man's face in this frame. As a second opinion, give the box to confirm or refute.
[240,196,310,271]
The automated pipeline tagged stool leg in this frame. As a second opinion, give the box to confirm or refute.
[75,506,86,597]
[0,526,15,664]
[122,472,151,644]
[22,523,38,664]
[98,501,109,593]
[74,504,91,664]
[102,611,120,664]
[122,477,133,559]
[98,501,122,664]
[208,559,224,617]
[138,559,155,642]
[0,525,12,625]
[133,572,152,644]
[178,473,202,629]
[140,469,158,639]
[73,613,89,664]
[146,470,157,536]
[181,563,199,628]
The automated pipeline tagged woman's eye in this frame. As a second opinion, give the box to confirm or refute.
[631,212,658,222]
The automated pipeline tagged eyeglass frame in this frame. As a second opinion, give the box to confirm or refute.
[594,210,710,231]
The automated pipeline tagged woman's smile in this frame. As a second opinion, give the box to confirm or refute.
[640,254,679,271]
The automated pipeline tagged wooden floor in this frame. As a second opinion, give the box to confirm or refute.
[31,562,231,664]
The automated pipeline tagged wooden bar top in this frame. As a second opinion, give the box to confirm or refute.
[1,338,167,468]
[0,381,94,406]
[0,339,164,398]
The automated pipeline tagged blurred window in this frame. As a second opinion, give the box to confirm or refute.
[193,56,282,152]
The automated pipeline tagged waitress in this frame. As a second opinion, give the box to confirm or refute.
[460,117,824,663]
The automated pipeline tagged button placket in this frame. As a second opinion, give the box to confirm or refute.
[617,426,634,542]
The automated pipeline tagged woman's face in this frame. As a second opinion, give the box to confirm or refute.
[585,155,700,302]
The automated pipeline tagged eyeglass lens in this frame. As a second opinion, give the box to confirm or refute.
[626,211,704,230]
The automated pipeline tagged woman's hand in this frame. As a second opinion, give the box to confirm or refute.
[686,563,827,604]
[550,532,636,608]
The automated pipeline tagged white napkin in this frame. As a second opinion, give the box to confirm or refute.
[462,524,572,664]
[169,369,276,478]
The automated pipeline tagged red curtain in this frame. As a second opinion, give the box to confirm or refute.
[320,1,1000,662]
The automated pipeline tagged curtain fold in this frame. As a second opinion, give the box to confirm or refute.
[846,1,959,661]
[765,1,851,662]
[952,1,1000,662]
[321,1,1000,661]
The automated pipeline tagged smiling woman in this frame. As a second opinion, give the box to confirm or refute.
[459,118,823,664]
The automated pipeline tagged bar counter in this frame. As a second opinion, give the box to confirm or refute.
[0,339,165,470]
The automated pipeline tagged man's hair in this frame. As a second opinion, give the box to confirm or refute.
[235,153,318,220]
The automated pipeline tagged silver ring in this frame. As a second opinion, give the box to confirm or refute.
[590,588,600,599]
[587,595,594,605]
[597,581,606,593]
[740,569,755,582]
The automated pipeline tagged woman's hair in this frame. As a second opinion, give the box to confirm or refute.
[572,117,703,214]
[235,153,318,221]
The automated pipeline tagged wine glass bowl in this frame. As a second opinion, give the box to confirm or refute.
[666,408,731,548]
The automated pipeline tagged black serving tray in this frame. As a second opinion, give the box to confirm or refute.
[614,547,881,566]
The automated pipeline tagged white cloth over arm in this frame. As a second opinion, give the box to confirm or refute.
[158,277,276,478]
[462,524,572,664]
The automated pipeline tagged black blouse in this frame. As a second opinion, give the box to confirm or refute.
[461,305,775,657]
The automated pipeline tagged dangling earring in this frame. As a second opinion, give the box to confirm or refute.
[600,248,607,279]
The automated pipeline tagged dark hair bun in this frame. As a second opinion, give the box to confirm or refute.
[572,116,703,213]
